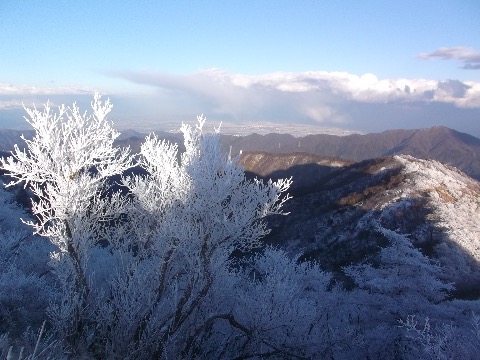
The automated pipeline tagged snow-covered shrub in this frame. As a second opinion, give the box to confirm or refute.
[400,312,480,360]
[87,117,293,358]
[343,223,456,358]
[0,183,53,339]
[0,94,134,353]
[227,247,365,359]
[0,321,66,360]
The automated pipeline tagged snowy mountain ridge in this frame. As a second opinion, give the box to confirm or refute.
[393,155,480,261]
[250,153,480,298]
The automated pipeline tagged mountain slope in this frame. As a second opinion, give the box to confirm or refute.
[239,152,353,194]
[0,130,34,152]
[255,154,480,299]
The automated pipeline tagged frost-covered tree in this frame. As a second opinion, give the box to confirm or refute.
[226,247,366,359]
[0,94,133,351]
[345,224,453,309]
[92,117,294,358]
[399,312,480,360]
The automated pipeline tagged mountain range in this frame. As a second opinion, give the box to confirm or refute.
[1,125,478,181]
[0,125,479,302]
[222,126,480,181]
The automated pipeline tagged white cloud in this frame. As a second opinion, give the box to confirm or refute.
[0,85,102,129]
[0,83,94,96]
[418,46,480,70]
[107,69,480,137]
[0,83,97,111]
[1,71,479,137]
[112,68,480,111]
[0,99,25,110]
[303,105,342,123]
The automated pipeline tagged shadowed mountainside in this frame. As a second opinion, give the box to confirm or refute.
[239,152,353,195]
[0,130,35,152]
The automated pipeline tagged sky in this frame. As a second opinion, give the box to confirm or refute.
[1,0,479,137]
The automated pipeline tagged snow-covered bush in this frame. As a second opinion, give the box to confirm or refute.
[0,183,53,340]
[342,222,470,358]
[78,116,294,358]
[345,224,453,310]
[400,312,480,359]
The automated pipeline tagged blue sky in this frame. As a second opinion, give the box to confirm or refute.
[1,0,479,137]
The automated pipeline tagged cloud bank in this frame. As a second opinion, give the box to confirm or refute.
[418,46,480,70]
[0,84,97,128]
[1,70,479,137]
[112,68,480,112]
[104,68,480,136]
[0,83,95,109]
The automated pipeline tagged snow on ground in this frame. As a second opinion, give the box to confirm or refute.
[394,155,480,261]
